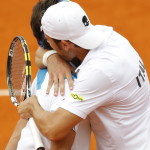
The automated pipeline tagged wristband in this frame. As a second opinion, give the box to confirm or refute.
[43,50,57,66]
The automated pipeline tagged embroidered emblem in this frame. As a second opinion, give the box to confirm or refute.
[70,93,85,101]
[82,15,89,27]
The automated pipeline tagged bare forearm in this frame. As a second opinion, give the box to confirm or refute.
[35,47,74,95]
[50,130,75,150]
[31,104,61,141]
[33,109,81,141]
[5,119,27,150]
[32,105,76,150]
[18,96,82,141]
[35,47,48,68]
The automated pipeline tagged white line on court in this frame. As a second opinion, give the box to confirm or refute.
[0,89,9,96]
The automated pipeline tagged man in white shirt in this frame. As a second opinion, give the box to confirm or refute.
[18,1,150,150]
[10,69,91,150]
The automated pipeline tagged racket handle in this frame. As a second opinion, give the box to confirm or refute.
[29,117,45,150]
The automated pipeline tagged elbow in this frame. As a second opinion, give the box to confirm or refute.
[41,125,66,141]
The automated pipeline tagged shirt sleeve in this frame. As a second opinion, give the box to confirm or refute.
[60,62,114,119]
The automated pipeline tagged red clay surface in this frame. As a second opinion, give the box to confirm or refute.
[0,0,150,149]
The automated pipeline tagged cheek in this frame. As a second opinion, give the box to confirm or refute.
[51,43,66,56]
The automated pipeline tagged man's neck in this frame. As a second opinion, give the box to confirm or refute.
[76,48,89,62]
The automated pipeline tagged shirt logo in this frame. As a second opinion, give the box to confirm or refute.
[70,93,85,101]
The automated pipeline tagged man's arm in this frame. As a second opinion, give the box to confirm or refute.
[50,130,75,150]
[18,95,82,141]
[35,47,74,96]
[5,119,27,150]
[35,47,48,68]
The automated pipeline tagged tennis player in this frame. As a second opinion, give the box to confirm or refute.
[31,0,75,96]
[6,0,91,149]
[6,69,91,150]
[18,1,150,150]
[16,69,91,150]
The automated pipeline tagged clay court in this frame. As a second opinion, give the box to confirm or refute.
[0,0,150,149]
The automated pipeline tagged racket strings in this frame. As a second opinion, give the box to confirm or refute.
[11,40,26,103]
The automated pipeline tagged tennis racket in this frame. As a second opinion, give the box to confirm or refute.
[6,36,45,150]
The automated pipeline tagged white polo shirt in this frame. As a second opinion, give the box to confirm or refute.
[17,69,91,150]
[60,25,150,150]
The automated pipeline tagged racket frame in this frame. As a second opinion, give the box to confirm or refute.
[6,36,45,150]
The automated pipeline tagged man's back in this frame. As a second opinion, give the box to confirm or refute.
[83,29,150,149]
[61,26,150,149]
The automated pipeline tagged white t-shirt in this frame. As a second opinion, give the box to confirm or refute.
[60,25,150,150]
[17,69,91,150]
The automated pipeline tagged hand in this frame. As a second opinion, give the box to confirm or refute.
[46,54,74,96]
[18,95,38,120]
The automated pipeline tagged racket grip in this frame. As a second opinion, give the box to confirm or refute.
[29,117,45,150]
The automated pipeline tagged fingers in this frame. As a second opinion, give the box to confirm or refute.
[51,75,65,96]
[59,74,65,96]
[46,73,73,96]
[46,78,53,94]
[46,54,75,96]
[66,73,73,91]
[53,76,59,96]
[46,74,59,96]
[18,107,30,120]
[17,95,38,120]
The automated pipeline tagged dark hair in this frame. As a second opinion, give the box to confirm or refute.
[30,0,58,49]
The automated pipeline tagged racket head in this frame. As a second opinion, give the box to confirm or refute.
[6,36,31,106]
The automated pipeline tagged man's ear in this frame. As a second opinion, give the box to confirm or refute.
[61,40,71,51]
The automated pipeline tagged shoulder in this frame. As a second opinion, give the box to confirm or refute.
[75,59,113,92]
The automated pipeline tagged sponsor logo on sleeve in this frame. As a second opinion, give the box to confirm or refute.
[70,93,85,101]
